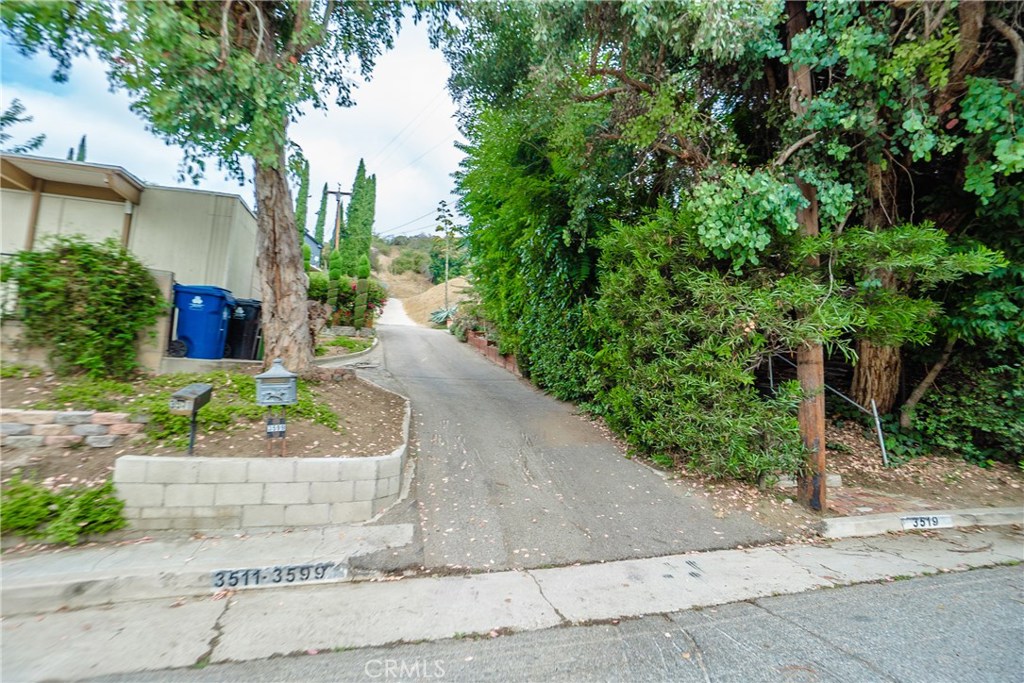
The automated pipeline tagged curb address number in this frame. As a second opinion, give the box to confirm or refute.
[212,562,346,589]
[900,514,953,531]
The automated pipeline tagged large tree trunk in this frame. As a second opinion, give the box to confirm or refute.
[850,162,902,413]
[787,0,827,512]
[851,339,902,414]
[254,149,314,373]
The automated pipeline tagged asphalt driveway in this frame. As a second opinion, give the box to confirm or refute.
[358,300,784,571]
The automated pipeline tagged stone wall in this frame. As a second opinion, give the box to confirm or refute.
[0,410,146,449]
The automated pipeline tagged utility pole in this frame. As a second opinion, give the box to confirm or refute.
[786,0,827,512]
[325,186,351,250]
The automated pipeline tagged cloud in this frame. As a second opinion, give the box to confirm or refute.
[1,19,464,236]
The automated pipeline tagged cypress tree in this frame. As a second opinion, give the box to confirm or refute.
[313,182,328,245]
[294,156,310,239]
[76,134,86,162]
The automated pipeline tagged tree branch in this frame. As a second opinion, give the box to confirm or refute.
[574,86,628,102]
[989,15,1024,84]
[772,132,819,168]
[218,0,231,70]
[589,67,653,94]
[925,1,950,39]
[900,336,957,429]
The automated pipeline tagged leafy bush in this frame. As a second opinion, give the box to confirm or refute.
[429,240,468,284]
[390,250,429,276]
[328,277,388,327]
[914,360,1024,465]
[1,236,166,379]
[308,271,330,302]
[1,475,126,545]
[589,206,853,482]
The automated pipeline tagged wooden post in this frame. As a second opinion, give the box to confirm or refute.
[787,0,827,511]
[24,178,43,251]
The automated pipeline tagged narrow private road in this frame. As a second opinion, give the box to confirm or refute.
[365,299,784,571]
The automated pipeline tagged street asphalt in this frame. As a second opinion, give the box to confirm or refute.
[82,564,1024,683]
[354,306,785,572]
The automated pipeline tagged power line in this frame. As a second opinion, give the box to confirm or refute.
[375,209,436,235]
[368,91,447,168]
[377,219,437,237]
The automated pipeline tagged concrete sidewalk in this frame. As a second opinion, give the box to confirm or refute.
[2,525,1021,681]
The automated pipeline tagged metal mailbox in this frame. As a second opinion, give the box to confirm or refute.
[254,358,298,406]
[168,383,213,415]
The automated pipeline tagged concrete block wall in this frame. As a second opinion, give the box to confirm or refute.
[112,396,410,531]
[113,450,404,530]
[1,409,146,449]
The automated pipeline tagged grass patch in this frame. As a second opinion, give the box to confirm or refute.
[315,336,372,357]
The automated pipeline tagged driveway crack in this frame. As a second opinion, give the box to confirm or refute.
[195,596,232,667]
[524,570,569,625]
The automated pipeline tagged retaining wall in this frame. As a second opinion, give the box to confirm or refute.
[465,331,522,377]
[1,409,146,449]
[113,399,410,530]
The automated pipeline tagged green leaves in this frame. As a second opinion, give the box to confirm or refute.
[1,236,166,379]
[690,169,806,272]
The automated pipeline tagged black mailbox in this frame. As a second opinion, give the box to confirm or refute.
[169,383,213,416]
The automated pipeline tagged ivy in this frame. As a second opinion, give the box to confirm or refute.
[1,236,166,379]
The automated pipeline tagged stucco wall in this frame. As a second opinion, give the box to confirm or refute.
[129,187,259,299]
[1,189,123,252]
[1,184,259,300]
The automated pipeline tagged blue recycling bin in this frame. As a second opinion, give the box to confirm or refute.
[172,284,236,359]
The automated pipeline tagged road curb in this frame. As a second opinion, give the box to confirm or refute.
[822,506,1024,539]
[311,336,379,366]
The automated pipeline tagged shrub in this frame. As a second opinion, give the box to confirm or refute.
[390,250,429,276]
[1,475,126,545]
[1,236,166,379]
[915,360,1024,465]
[589,206,843,482]
[308,271,330,302]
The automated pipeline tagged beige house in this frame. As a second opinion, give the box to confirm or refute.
[1,154,261,371]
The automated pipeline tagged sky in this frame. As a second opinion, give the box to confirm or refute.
[0,15,465,239]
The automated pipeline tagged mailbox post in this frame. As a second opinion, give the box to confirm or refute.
[168,383,213,455]
[254,359,298,456]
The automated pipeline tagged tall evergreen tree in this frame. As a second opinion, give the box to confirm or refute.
[293,154,310,239]
[75,134,86,161]
[313,182,328,245]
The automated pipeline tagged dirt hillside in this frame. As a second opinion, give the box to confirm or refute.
[373,252,433,300]
[402,277,471,326]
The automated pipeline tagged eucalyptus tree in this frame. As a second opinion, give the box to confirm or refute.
[0,98,45,153]
[2,0,403,371]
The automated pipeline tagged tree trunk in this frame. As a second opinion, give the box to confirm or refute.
[786,0,827,512]
[851,339,902,414]
[850,162,902,413]
[254,150,314,373]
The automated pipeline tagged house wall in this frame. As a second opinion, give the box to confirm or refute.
[0,189,124,253]
[129,187,260,299]
[1,185,259,300]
